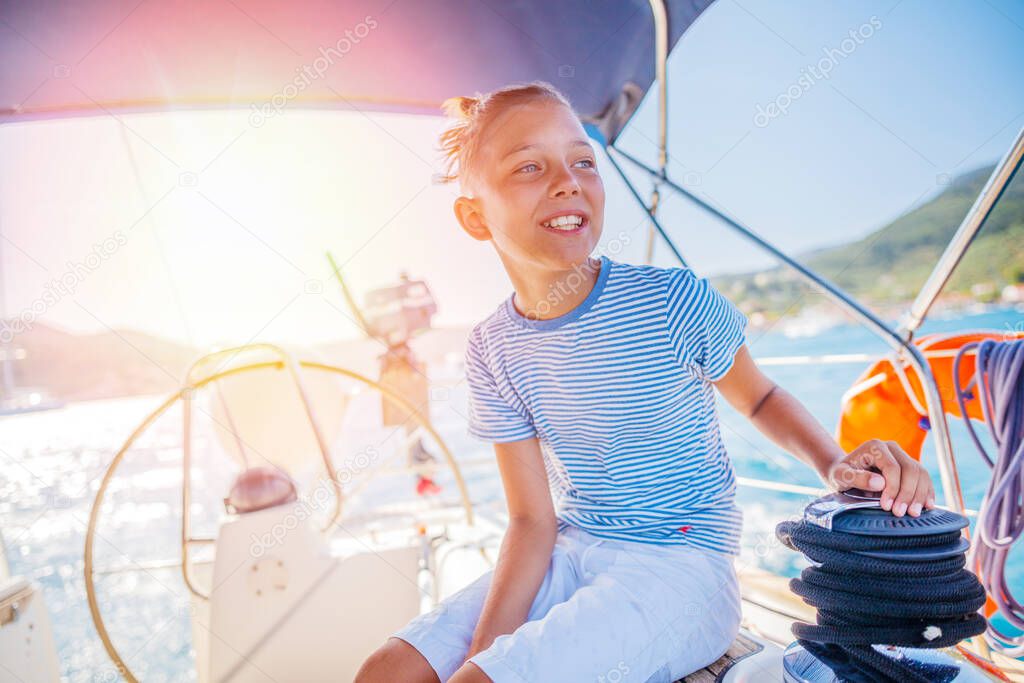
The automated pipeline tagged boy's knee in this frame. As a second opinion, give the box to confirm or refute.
[448,660,493,683]
[354,637,439,683]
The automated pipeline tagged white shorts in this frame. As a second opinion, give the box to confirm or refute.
[391,525,742,683]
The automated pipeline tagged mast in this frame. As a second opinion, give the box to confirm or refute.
[0,209,14,403]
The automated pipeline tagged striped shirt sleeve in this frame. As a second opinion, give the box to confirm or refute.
[463,326,538,443]
[666,268,747,382]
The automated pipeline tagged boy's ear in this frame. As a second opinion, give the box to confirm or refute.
[453,196,491,241]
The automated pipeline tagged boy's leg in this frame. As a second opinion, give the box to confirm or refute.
[465,542,741,683]
[447,661,491,683]
[353,636,440,683]
[389,538,581,681]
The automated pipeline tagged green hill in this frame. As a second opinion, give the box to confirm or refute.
[713,164,1024,320]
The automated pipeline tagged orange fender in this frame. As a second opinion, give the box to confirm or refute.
[837,330,1024,460]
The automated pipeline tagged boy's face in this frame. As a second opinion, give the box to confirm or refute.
[455,100,605,271]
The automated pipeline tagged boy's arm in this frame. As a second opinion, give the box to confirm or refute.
[713,345,936,517]
[464,435,558,661]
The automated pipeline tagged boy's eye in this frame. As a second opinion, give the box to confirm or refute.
[515,158,594,175]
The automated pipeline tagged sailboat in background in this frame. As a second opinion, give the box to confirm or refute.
[0,237,64,416]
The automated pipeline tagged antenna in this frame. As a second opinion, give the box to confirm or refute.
[325,251,373,337]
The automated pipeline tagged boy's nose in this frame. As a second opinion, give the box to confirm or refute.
[549,166,581,197]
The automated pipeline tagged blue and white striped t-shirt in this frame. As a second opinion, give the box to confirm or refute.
[463,254,748,556]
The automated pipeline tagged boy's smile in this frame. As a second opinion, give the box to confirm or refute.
[539,210,589,234]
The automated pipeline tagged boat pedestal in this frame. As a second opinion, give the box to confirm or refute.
[193,504,421,683]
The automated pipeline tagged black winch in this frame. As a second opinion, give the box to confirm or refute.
[776,489,988,683]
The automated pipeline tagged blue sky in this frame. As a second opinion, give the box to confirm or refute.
[617,0,1024,273]
[1,0,1022,345]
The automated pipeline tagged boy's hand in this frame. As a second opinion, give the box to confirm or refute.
[824,439,937,517]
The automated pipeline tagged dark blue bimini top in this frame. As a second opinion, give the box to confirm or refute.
[0,0,715,141]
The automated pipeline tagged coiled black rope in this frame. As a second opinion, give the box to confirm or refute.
[776,518,987,682]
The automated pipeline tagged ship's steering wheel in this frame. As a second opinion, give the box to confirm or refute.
[83,343,475,683]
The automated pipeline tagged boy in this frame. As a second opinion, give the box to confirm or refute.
[356,82,935,683]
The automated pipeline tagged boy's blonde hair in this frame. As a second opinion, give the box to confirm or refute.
[437,81,576,190]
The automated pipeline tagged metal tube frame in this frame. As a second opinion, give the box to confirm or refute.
[608,142,972,516]
[644,0,671,264]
